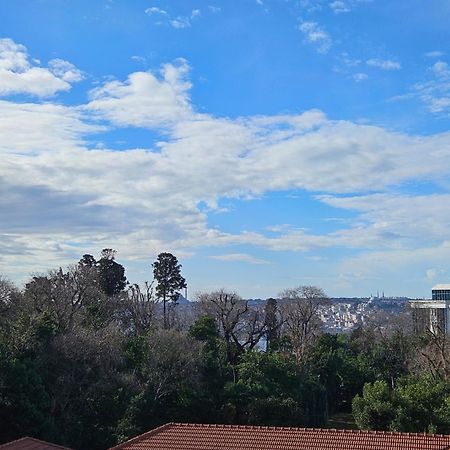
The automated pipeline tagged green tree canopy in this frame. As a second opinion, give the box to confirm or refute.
[152,253,186,329]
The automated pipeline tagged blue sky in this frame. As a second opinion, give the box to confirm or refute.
[1,0,450,298]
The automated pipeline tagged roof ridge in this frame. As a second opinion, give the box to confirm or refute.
[170,423,445,437]
[108,423,175,450]
[0,437,72,449]
[109,423,450,450]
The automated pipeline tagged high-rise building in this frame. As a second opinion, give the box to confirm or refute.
[410,284,450,334]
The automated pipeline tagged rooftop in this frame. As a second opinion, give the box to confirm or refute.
[109,423,450,450]
[0,437,72,450]
[432,284,450,291]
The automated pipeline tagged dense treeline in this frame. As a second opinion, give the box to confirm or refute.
[0,251,449,449]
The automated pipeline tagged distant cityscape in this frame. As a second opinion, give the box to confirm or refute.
[246,294,411,333]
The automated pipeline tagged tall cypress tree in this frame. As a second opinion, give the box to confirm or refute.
[152,253,187,329]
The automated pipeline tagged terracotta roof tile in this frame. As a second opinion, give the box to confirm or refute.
[0,437,72,450]
[109,423,450,450]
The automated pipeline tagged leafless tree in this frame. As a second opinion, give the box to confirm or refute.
[411,331,450,382]
[24,264,109,332]
[198,289,267,361]
[123,282,157,335]
[279,285,329,363]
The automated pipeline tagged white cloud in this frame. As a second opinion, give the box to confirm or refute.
[0,100,101,155]
[170,17,191,29]
[170,10,201,29]
[340,53,361,68]
[3,56,450,285]
[145,7,168,16]
[0,38,82,97]
[366,58,401,70]
[131,55,147,64]
[353,72,368,82]
[330,1,350,13]
[431,61,450,77]
[412,60,450,114]
[145,7,201,29]
[208,6,222,13]
[329,0,373,13]
[338,243,450,293]
[319,193,450,248]
[48,58,84,82]
[425,51,445,58]
[426,268,445,281]
[85,59,192,128]
[210,253,270,265]
[298,21,332,54]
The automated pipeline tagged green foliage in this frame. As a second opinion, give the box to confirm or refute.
[152,253,186,329]
[97,249,127,297]
[308,333,375,413]
[264,298,280,351]
[352,380,396,430]
[224,351,327,427]
[353,376,450,434]
[4,256,450,449]
[0,355,56,444]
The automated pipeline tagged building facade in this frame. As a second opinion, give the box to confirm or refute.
[411,284,450,334]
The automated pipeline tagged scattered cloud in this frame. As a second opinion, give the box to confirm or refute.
[353,72,368,82]
[0,38,82,96]
[131,55,147,64]
[412,60,450,114]
[210,253,271,265]
[340,53,361,68]
[145,7,201,29]
[3,48,450,285]
[48,58,84,83]
[298,21,332,54]
[366,58,401,70]
[426,268,445,281]
[208,6,221,13]
[144,6,168,16]
[425,51,445,58]
[329,1,351,14]
[431,60,450,77]
[338,243,450,289]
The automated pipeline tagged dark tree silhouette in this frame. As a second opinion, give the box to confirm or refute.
[264,298,280,351]
[152,253,187,329]
[97,249,127,296]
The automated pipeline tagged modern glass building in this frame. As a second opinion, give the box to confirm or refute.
[432,286,450,301]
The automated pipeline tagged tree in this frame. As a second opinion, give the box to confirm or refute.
[352,380,395,431]
[264,298,281,351]
[224,351,327,426]
[187,316,231,422]
[352,376,450,434]
[97,249,127,297]
[123,283,157,335]
[116,329,202,440]
[198,289,249,363]
[279,286,329,363]
[24,267,95,333]
[307,333,374,414]
[152,253,186,329]
[78,254,97,269]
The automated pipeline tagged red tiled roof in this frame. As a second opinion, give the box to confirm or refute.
[0,437,72,450]
[109,423,450,450]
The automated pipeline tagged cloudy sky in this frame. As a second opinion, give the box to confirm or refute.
[1,0,450,298]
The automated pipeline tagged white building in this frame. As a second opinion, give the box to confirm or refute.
[410,284,450,334]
